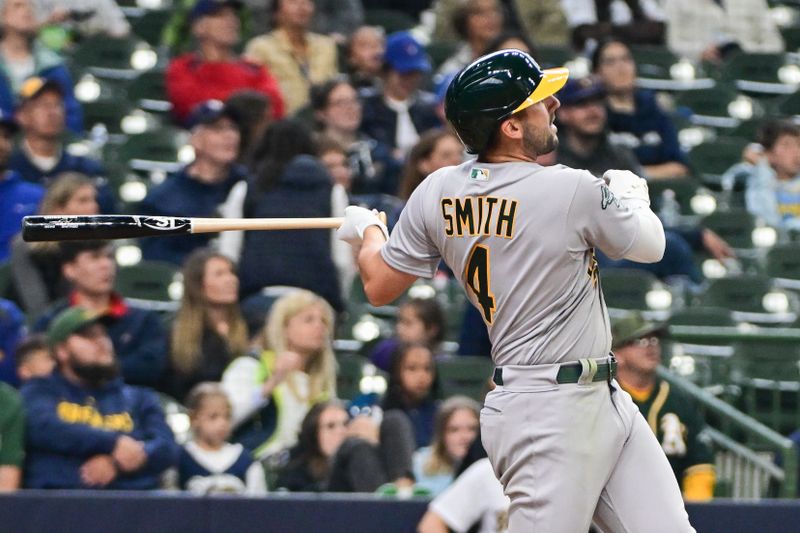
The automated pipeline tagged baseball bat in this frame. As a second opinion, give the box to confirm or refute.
[22,214,381,242]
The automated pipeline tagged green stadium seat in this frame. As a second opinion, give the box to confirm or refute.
[675,86,743,128]
[647,177,702,215]
[336,355,366,401]
[777,90,800,116]
[107,128,190,175]
[436,356,493,402]
[82,100,137,134]
[363,9,417,33]
[115,260,181,311]
[766,244,800,288]
[699,275,798,325]
[127,68,171,114]
[631,45,680,80]
[70,35,157,78]
[688,137,749,184]
[130,9,172,47]
[599,268,666,313]
[536,45,575,69]
[700,210,757,249]
[721,52,792,88]
[666,307,737,386]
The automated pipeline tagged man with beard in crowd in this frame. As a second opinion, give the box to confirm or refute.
[22,307,178,489]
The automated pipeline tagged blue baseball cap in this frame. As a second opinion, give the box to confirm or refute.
[187,99,237,129]
[558,76,605,107]
[0,108,17,133]
[189,0,243,23]
[384,32,431,74]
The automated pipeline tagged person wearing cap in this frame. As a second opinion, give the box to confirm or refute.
[612,311,716,502]
[8,76,115,213]
[244,0,338,115]
[359,31,442,161]
[139,99,248,266]
[0,107,43,262]
[21,306,178,489]
[0,0,82,132]
[33,240,168,389]
[166,0,285,127]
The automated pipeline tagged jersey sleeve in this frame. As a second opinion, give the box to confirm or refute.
[380,177,441,278]
[565,170,641,260]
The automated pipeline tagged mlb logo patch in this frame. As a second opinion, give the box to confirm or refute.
[470,167,490,181]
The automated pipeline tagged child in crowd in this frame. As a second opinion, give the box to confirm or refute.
[15,334,55,382]
[370,297,445,372]
[413,396,480,496]
[179,382,267,496]
[382,342,440,448]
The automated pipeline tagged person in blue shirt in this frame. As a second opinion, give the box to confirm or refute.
[593,38,690,180]
[0,107,43,262]
[0,298,26,386]
[22,307,178,489]
[8,77,113,212]
[139,99,247,266]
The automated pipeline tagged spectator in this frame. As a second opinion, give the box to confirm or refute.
[723,119,800,232]
[397,130,464,201]
[344,25,385,92]
[592,40,690,180]
[311,77,398,195]
[0,108,42,263]
[9,172,98,318]
[0,298,26,386]
[0,380,24,491]
[434,0,505,78]
[0,0,82,131]
[360,31,441,161]
[318,135,353,192]
[413,396,480,496]
[33,240,168,388]
[483,30,536,56]
[311,0,363,43]
[36,0,130,40]
[9,77,113,211]
[166,0,285,126]
[244,0,338,115]
[222,289,337,458]
[179,382,267,495]
[23,307,178,489]
[139,100,247,266]
[611,311,716,502]
[664,0,783,64]
[276,400,416,493]
[162,248,249,403]
[237,119,343,311]
[224,89,273,167]
[370,297,446,372]
[14,333,54,382]
[563,0,666,52]
[382,342,440,449]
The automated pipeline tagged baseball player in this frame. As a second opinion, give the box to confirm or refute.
[337,50,694,532]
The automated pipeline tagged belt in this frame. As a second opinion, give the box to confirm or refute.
[492,356,617,386]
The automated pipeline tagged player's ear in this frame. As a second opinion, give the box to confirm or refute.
[499,117,523,141]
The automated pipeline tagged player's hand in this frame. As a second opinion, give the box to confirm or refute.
[80,455,117,487]
[603,170,650,206]
[112,435,147,472]
[336,206,389,246]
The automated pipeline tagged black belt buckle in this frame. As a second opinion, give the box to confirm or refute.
[607,353,617,382]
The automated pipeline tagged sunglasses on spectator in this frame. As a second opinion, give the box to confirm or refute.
[630,336,660,347]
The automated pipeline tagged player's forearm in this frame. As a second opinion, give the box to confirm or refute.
[357,227,416,306]
[623,203,666,263]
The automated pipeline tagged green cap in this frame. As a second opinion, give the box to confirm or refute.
[47,307,108,346]
[611,311,666,350]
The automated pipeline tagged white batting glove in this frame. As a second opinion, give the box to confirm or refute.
[336,206,389,246]
[603,169,650,207]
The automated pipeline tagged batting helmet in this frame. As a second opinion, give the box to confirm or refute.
[444,50,569,154]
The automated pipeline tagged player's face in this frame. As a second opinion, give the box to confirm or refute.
[321,83,362,133]
[62,184,100,216]
[285,304,330,356]
[519,96,560,157]
[616,336,662,374]
[349,27,385,75]
[192,396,233,448]
[63,246,116,297]
[202,257,239,306]
[443,408,479,462]
[767,134,800,178]
[317,406,349,457]
[396,306,428,344]
[399,346,435,401]
[595,42,636,95]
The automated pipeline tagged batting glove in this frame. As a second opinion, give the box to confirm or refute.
[336,206,389,245]
[603,169,650,207]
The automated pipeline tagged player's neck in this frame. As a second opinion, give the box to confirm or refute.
[480,148,537,164]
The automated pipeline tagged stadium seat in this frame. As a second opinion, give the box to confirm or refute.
[721,52,795,93]
[699,275,798,324]
[688,137,750,185]
[667,307,737,386]
[647,177,701,215]
[435,355,493,402]
[700,210,757,249]
[130,9,172,47]
[336,355,366,401]
[70,35,157,78]
[107,128,190,176]
[127,67,171,114]
[363,9,417,33]
[766,244,800,289]
[777,90,800,116]
[631,45,680,80]
[675,86,743,128]
[82,100,137,135]
[536,45,575,69]
[599,268,668,313]
[115,260,181,311]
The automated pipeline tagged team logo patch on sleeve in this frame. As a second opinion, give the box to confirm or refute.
[600,185,621,210]
[470,167,490,181]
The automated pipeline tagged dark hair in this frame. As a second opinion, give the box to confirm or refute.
[14,334,50,368]
[403,297,446,345]
[249,119,317,193]
[310,76,354,114]
[758,119,800,150]
[398,130,459,200]
[225,90,271,158]
[382,342,440,410]
[591,37,631,73]
[483,31,536,56]
[287,400,347,482]
[59,240,112,264]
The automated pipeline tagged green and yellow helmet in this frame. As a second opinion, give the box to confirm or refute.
[444,49,569,154]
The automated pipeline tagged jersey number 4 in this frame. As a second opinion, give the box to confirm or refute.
[465,244,496,324]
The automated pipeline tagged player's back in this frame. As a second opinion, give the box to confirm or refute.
[383,159,642,366]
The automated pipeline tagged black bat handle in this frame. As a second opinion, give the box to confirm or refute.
[22,215,193,242]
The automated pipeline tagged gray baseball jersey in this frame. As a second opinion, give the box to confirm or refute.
[382,160,640,366]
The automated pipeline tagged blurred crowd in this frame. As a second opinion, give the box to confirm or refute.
[1,0,799,530]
